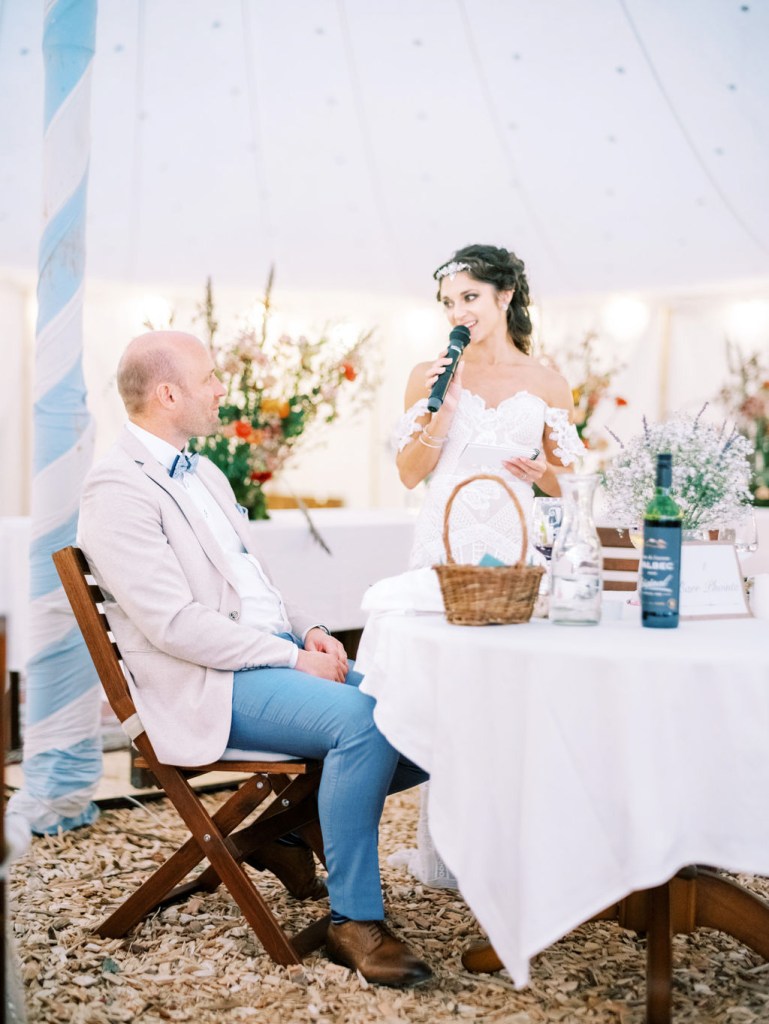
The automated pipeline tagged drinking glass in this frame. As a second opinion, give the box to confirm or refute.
[531,496,564,566]
[530,497,563,601]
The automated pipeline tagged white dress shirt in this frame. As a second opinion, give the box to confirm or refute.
[125,422,300,667]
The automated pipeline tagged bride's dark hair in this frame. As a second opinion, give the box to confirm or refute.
[434,244,532,355]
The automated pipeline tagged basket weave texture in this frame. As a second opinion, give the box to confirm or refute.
[434,474,544,626]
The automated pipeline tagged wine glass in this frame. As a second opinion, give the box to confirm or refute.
[628,523,644,551]
[719,510,759,563]
[531,497,563,594]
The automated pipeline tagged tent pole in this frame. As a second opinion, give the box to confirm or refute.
[7,0,101,835]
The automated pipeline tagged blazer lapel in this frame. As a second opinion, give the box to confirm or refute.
[117,428,241,588]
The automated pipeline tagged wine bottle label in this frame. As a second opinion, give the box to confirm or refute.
[640,523,682,616]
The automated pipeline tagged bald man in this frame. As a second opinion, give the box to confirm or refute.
[78,332,431,987]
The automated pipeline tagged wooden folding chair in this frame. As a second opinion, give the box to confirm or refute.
[598,526,640,591]
[52,545,329,965]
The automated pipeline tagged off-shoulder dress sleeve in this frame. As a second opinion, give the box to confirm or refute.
[544,407,585,466]
[391,398,430,454]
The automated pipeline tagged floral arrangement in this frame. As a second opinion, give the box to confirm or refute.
[601,405,753,530]
[539,331,627,446]
[714,340,769,505]
[191,274,380,519]
[717,340,769,427]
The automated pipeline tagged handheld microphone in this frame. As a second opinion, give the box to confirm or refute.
[426,325,471,413]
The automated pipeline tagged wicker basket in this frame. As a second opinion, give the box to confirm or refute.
[434,473,544,626]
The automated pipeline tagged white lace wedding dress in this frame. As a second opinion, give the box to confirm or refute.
[391,388,584,888]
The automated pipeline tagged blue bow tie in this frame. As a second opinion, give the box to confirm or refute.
[169,451,200,481]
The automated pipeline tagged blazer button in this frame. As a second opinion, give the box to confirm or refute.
[229,610,240,621]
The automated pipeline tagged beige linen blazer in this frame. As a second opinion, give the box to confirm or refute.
[78,428,320,766]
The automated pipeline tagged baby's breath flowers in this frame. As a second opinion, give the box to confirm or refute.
[602,405,753,530]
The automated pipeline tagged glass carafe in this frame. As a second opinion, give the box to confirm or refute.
[549,473,602,625]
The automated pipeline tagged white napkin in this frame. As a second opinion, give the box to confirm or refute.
[361,567,444,614]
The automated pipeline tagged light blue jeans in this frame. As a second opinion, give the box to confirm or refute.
[229,636,427,920]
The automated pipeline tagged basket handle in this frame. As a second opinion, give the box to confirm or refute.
[442,473,530,568]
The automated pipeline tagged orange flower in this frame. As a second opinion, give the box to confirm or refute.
[261,398,291,418]
[615,396,628,407]
[342,362,357,382]
[249,429,264,445]
[234,420,252,439]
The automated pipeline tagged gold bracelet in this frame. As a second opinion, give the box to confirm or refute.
[421,427,447,445]
[418,434,443,449]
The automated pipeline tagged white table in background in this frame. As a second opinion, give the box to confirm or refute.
[0,509,417,672]
[250,508,415,631]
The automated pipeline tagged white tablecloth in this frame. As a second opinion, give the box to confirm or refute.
[0,510,416,672]
[356,609,769,986]
[251,509,414,631]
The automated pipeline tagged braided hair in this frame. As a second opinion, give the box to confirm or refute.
[433,244,532,355]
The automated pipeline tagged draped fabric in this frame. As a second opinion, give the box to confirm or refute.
[7,0,101,835]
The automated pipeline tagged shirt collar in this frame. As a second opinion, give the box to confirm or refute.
[125,421,187,475]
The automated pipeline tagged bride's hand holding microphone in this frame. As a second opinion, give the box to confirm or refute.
[424,355,464,420]
[423,322,471,435]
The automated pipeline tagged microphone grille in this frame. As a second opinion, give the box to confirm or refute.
[449,325,471,347]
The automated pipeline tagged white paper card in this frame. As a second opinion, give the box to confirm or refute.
[456,441,540,474]
[679,541,751,620]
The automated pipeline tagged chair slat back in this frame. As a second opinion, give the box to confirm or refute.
[52,546,138,725]
[598,526,640,592]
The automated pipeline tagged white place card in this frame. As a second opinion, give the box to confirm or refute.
[679,541,752,620]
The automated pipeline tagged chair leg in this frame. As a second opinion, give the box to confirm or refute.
[193,775,323,891]
[155,767,307,964]
[99,768,328,965]
[98,772,281,936]
[267,774,326,865]
[231,774,322,854]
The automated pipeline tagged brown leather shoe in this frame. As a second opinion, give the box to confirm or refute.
[461,940,503,973]
[245,839,327,901]
[326,920,432,987]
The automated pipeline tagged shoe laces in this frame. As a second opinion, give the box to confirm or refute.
[360,920,387,949]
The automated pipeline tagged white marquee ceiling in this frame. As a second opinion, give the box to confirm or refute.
[1,0,768,303]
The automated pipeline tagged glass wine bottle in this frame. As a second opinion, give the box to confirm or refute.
[640,452,682,629]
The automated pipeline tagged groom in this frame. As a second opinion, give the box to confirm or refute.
[78,330,431,987]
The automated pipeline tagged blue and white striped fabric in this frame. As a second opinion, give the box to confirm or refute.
[7,0,101,835]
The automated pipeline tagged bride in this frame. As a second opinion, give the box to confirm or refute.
[392,243,584,886]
